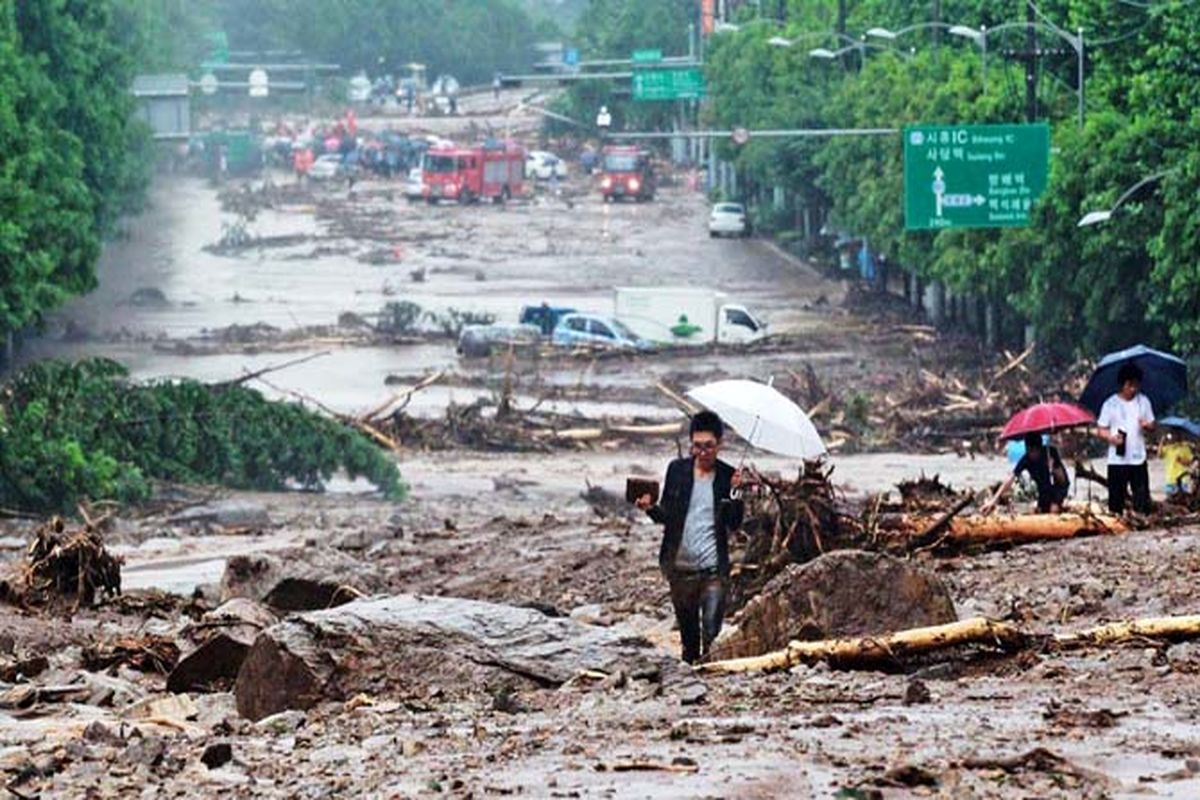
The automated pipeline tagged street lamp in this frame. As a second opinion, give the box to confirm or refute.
[1077,171,1170,227]
[768,31,862,50]
[864,23,987,90]
[957,22,1084,125]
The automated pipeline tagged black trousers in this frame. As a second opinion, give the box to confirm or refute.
[1108,462,1151,514]
[667,569,726,664]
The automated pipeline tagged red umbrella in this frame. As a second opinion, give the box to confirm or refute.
[1000,402,1096,441]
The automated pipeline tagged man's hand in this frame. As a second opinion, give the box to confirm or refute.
[1139,417,1155,431]
[635,493,653,511]
[979,500,996,517]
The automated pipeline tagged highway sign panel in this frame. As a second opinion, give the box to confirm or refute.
[903,123,1050,230]
[631,49,663,64]
[632,68,705,101]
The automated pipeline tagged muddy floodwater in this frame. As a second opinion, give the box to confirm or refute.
[4,106,1198,799]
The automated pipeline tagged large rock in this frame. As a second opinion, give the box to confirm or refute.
[220,549,388,611]
[234,594,672,721]
[712,550,957,660]
[167,599,278,693]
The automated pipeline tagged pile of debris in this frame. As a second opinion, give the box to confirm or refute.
[727,461,864,613]
[783,345,1093,454]
[1,517,122,608]
[379,399,680,453]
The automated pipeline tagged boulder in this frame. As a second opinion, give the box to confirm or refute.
[234,594,672,721]
[712,550,957,660]
[167,599,278,693]
[219,549,387,610]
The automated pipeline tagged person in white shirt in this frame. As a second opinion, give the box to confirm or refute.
[1095,362,1156,513]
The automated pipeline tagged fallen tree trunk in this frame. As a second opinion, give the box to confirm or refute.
[944,513,1126,543]
[703,617,1026,674]
[702,614,1200,674]
[1053,615,1200,649]
[877,512,1126,545]
[234,594,673,721]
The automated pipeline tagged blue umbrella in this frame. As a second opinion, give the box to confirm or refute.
[1079,344,1188,415]
[1160,416,1200,438]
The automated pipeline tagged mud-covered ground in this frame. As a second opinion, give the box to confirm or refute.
[3,104,1198,798]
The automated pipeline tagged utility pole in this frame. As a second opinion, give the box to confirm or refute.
[1024,0,1037,122]
[932,0,941,50]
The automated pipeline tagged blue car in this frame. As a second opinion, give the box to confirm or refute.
[551,313,653,350]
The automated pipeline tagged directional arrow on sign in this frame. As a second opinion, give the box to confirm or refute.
[932,167,946,217]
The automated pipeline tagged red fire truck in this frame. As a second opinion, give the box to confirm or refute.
[598,146,656,202]
[421,141,526,204]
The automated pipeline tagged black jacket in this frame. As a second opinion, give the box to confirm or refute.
[647,457,744,577]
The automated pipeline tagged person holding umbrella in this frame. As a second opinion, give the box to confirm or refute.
[1095,363,1156,514]
[982,401,1093,516]
[981,433,1070,515]
[636,411,745,664]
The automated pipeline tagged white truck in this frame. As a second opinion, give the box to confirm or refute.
[613,287,766,346]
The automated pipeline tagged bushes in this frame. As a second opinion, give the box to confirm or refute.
[0,359,404,513]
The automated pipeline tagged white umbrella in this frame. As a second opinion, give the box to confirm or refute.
[686,378,826,459]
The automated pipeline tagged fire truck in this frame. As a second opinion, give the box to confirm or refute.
[598,146,656,202]
[421,140,526,204]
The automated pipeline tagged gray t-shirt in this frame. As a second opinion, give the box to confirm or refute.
[675,475,717,571]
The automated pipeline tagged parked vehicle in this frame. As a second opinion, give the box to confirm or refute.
[526,150,567,180]
[421,140,525,204]
[598,146,655,202]
[457,323,542,358]
[403,167,425,201]
[613,287,766,345]
[708,202,750,237]
[310,153,349,181]
[551,313,653,350]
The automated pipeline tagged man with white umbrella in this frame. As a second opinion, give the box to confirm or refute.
[636,411,744,664]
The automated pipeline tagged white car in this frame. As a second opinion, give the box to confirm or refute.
[526,150,567,180]
[309,153,346,181]
[708,202,750,237]
[403,167,424,201]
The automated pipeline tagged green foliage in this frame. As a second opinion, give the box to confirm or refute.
[204,0,538,86]
[0,359,405,513]
[0,1,150,346]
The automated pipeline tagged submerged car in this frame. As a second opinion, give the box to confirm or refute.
[551,313,654,350]
[708,202,750,237]
[457,323,542,358]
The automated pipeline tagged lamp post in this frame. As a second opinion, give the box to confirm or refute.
[1077,171,1171,227]
[952,22,1084,125]
[865,22,988,91]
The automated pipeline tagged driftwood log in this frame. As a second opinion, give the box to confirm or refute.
[702,614,1200,674]
[879,512,1127,546]
[703,617,1026,674]
[943,513,1126,543]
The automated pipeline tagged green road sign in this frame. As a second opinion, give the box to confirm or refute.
[903,123,1050,230]
[632,68,705,101]
[631,49,663,64]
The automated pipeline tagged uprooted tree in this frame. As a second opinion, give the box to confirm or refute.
[0,358,404,513]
